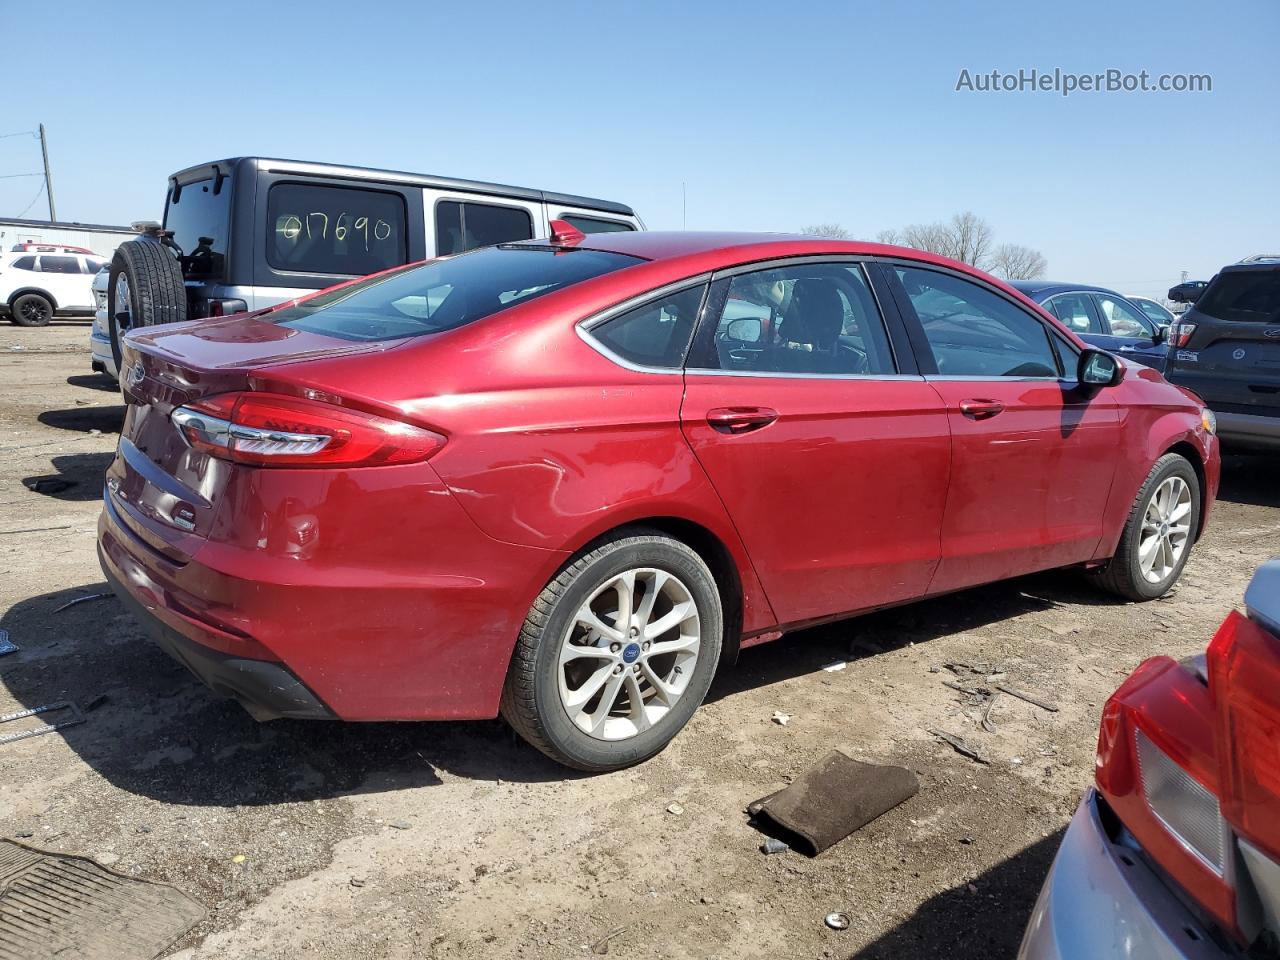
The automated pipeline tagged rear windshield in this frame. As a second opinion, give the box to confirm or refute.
[1196,270,1280,323]
[165,177,231,280]
[269,245,641,342]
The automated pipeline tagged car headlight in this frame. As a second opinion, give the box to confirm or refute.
[1201,408,1217,435]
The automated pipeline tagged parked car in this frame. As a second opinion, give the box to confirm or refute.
[1170,279,1211,304]
[1010,281,1170,369]
[10,241,97,255]
[99,232,1220,771]
[1019,558,1280,959]
[1164,257,1280,451]
[0,250,108,325]
[90,266,113,375]
[96,156,643,377]
[1127,295,1179,329]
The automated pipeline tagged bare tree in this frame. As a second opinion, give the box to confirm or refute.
[798,223,853,240]
[990,243,1048,280]
[944,211,995,268]
[873,229,901,245]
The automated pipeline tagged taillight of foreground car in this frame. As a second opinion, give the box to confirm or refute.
[171,392,445,468]
[1170,322,1198,347]
[1095,654,1238,936]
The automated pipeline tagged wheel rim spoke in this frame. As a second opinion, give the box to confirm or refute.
[557,566,702,741]
[1138,476,1193,585]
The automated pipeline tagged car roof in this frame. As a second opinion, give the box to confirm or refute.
[169,157,637,217]
[1007,279,1123,299]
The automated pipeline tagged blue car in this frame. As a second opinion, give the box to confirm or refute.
[1010,281,1170,370]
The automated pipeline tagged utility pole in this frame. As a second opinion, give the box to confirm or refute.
[38,123,56,221]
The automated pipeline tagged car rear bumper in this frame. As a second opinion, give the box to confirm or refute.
[97,466,569,722]
[1018,791,1228,960]
[1215,410,1280,451]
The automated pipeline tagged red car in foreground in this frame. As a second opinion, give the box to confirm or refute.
[1020,559,1280,959]
[99,229,1220,770]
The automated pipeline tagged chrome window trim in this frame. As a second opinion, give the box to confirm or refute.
[575,273,712,376]
[684,368,925,382]
[922,374,1065,383]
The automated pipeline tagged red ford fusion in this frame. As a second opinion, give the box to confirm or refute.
[99,229,1220,771]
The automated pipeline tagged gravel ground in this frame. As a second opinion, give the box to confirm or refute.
[1,324,1277,959]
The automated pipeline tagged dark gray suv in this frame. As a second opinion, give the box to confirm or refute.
[1165,256,1280,451]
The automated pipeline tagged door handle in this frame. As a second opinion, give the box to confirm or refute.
[707,406,779,434]
[959,399,1005,420]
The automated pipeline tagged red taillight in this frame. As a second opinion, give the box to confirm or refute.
[1209,610,1280,863]
[1171,322,1198,347]
[171,392,445,468]
[1095,655,1238,936]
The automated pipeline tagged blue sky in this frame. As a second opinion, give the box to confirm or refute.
[2,0,1275,299]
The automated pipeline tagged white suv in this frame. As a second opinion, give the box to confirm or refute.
[0,251,108,326]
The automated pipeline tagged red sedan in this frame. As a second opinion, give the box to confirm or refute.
[99,229,1220,770]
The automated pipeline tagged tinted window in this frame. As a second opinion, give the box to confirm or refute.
[1195,271,1280,323]
[592,286,704,369]
[707,263,895,375]
[40,256,79,274]
[165,177,231,279]
[435,201,533,256]
[85,258,108,274]
[1096,294,1154,338]
[561,215,634,235]
[10,256,36,271]
[271,246,638,342]
[897,267,1058,378]
[1052,335,1080,379]
[267,182,407,277]
[1046,293,1102,334]
[1134,298,1175,326]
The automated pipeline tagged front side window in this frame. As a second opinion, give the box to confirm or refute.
[1096,294,1155,338]
[896,266,1058,378]
[561,215,634,235]
[165,177,231,279]
[590,285,704,369]
[267,182,407,276]
[39,256,79,274]
[705,263,896,375]
[1046,293,1102,334]
[270,245,639,343]
[435,201,533,256]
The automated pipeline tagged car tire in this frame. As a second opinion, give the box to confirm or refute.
[9,292,53,327]
[107,238,187,373]
[1092,453,1201,601]
[501,529,723,772]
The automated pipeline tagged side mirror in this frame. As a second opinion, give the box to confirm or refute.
[1152,325,1168,345]
[1079,348,1123,387]
[724,317,763,343]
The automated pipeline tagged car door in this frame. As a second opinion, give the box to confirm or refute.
[888,265,1121,593]
[680,259,950,626]
[1094,293,1168,369]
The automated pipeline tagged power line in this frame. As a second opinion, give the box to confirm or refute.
[0,172,42,180]
[0,130,37,141]
[15,182,46,219]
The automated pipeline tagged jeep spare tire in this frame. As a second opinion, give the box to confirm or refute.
[107,238,187,372]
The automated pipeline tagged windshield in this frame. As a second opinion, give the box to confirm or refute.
[1195,270,1280,324]
[269,245,642,342]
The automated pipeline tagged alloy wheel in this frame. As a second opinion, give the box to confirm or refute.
[557,567,701,741]
[1138,476,1193,584]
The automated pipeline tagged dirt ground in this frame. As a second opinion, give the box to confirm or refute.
[1,323,1277,960]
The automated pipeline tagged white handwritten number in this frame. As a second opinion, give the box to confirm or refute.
[305,212,329,240]
[374,220,392,241]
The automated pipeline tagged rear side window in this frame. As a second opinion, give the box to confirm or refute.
[39,256,79,274]
[10,256,35,271]
[435,201,533,256]
[1195,271,1280,323]
[165,177,231,279]
[270,246,639,342]
[1045,293,1102,334]
[267,182,408,276]
[591,285,704,369]
[561,215,634,235]
[896,266,1058,378]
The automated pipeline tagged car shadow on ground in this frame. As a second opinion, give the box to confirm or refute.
[37,404,125,434]
[0,583,587,810]
[849,828,1063,959]
[1217,454,1280,508]
[22,452,114,501]
[0,567,1117,810]
[710,568,1118,705]
[67,373,119,393]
